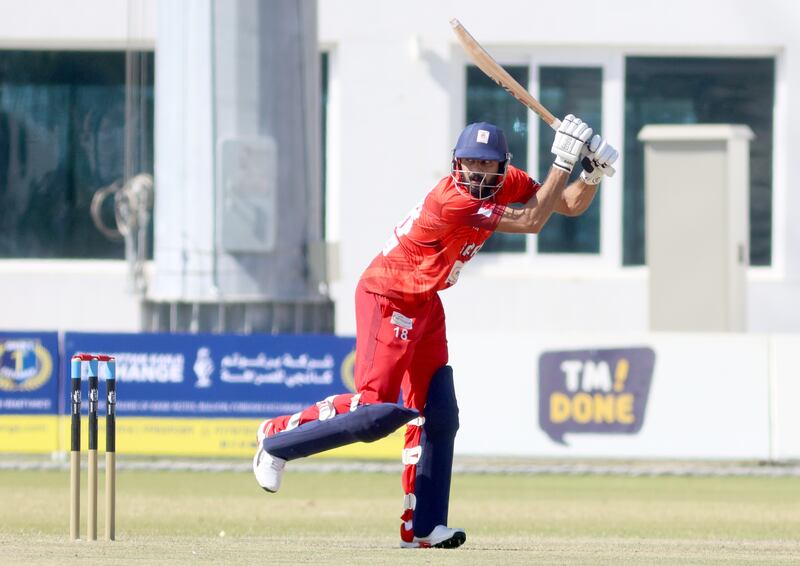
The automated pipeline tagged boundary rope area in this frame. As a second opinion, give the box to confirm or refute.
[2,456,799,478]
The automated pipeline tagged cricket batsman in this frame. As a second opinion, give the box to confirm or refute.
[253,115,619,548]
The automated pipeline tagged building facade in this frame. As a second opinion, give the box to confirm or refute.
[1,0,799,334]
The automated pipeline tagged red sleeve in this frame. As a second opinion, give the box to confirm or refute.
[439,193,506,230]
[503,165,540,204]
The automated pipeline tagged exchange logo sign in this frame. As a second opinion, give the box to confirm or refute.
[538,347,655,445]
[0,339,53,392]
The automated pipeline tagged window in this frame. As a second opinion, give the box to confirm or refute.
[0,50,154,259]
[536,67,603,254]
[466,64,528,253]
[466,64,605,255]
[624,57,775,266]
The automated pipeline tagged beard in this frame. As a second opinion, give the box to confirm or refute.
[467,172,497,199]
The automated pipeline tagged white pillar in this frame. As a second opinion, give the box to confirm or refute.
[147,0,329,332]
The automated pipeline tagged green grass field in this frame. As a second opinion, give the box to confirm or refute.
[1,462,799,565]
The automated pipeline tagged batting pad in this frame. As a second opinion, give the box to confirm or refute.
[413,365,459,537]
[263,403,419,461]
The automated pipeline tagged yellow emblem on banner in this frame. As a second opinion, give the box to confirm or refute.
[340,349,356,393]
[0,341,53,392]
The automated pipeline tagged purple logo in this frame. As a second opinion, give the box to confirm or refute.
[539,347,655,445]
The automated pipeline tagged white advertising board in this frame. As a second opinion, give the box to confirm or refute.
[769,336,800,460]
[449,332,773,459]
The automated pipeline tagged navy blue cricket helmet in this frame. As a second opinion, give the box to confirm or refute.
[451,122,512,200]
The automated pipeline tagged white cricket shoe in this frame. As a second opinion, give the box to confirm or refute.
[253,419,286,493]
[400,525,466,549]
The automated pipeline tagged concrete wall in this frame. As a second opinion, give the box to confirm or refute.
[0,0,156,48]
[0,0,155,332]
[319,0,800,335]
[1,0,800,335]
[0,261,141,331]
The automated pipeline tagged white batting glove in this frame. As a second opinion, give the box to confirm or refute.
[551,114,593,173]
[580,135,620,185]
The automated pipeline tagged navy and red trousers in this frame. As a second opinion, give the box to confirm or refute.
[267,280,448,536]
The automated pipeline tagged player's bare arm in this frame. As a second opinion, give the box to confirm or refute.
[554,178,597,217]
[495,166,569,233]
[554,132,620,217]
[496,115,592,234]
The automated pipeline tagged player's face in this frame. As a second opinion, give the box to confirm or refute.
[460,159,500,175]
[459,159,501,198]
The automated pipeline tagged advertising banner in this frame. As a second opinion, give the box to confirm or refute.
[538,347,656,445]
[60,332,405,458]
[450,331,772,459]
[64,332,357,419]
[0,332,60,452]
[1,329,796,459]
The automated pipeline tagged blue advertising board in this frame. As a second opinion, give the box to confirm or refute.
[63,332,357,420]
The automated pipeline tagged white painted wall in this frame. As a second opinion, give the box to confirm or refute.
[0,261,141,331]
[0,0,156,48]
[320,0,800,336]
[1,0,800,335]
[0,0,155,332]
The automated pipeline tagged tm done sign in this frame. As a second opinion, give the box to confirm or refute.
[538,347,655,445]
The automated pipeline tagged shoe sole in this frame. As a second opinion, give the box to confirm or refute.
[433,531,466,549]
[400,531,466,549]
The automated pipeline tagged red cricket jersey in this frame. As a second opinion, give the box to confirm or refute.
[360,165,540,304]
